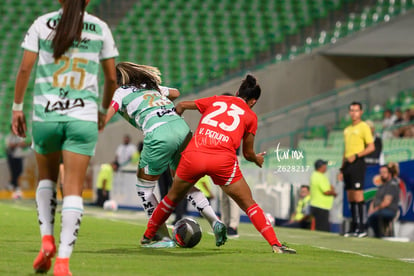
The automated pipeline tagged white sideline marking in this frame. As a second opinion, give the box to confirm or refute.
[399,258,414,263]
[314,246,374,258]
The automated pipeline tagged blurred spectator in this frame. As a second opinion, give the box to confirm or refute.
[394,109,414,137]
[310,160,337,232]
[95,161,119,207]
[366,165,400,238]
[382,109,396,140]
[5,127,30,197]
[393,108,403,125]
[387,162,400,182]
[115,134,136,166]
[365,120,384,166]
[282,185,311,229]
[130,141,143,165]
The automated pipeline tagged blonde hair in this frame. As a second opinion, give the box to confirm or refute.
[388,162,400,177]
[116,62,161,90]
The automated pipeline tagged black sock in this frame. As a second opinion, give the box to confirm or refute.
[357,201,365,232]
[350,202,357,232]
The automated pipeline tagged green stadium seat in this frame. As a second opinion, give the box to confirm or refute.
[368,104,384,121]
[386,95,400,110]
[304,125,328,139]
[327,130,344,146]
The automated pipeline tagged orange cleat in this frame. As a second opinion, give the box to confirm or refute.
[53,258,72,276]
[33,235,56,273]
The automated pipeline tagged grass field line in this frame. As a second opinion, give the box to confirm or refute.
[399,258,414,263]
[233,231,377,258]
[314,246,375,258]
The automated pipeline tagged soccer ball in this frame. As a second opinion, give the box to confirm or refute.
[265,213,275,226]
[173,218,202,248]
[103,200,118,211]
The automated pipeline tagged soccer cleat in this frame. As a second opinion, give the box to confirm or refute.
[272,244,297,254]
[213,221,227,247]
[140,235,152,245]
[355,231,368,238]
[53,258,72,276]
[33,235,56,273]
[227,227,239,238]
[140,236,176,248]
[343,231,355,238]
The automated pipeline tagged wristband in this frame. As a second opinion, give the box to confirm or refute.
[355,154,358,159]
[12,102,24,111]
[99,106,108,115]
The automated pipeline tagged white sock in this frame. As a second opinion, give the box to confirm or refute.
[58,195,83,258]
[136,179,158,218]
[136,178,170,239]
[187,190,219,228]
[36,179,57,236]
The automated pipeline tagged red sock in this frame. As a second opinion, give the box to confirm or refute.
[144,196,177,239]
[246,203,281,247]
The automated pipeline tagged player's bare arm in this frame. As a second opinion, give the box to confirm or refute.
[105,106,117,125]
[99,58,117,130]
[167,88,180,101]
[12,50,38,137]
[242,132,265,168]
[175,101,198,115]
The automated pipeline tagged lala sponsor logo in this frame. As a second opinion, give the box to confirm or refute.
[45,88,84,113]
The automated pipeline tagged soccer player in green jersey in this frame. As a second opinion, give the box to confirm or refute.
[12,1,118,275]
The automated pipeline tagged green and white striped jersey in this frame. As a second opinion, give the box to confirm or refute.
[21,9,118,122]
[110,86,181,136]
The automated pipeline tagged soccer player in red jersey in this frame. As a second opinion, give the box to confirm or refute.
[141,75,296,253]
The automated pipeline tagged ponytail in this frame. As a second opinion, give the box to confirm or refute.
[116,62,161,91]
[52,0,86,59]
[237,74,261,101]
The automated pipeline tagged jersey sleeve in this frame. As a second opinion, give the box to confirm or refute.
[100,22,119,60]
[110,88,123,112]
[363,123,374,145]
[245,111,258,135]
[195,95,217,113]
[21,19,40,53]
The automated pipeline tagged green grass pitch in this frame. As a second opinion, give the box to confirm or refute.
[0,201,413,275]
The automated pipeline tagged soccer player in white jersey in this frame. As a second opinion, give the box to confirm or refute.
[12,1,118,275]
[105,62,225,247]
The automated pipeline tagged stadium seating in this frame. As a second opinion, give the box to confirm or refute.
[115,0,405,92]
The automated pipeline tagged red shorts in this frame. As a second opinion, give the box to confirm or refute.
[176,151,243,186]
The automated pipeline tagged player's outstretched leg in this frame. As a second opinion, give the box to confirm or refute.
[136,179,172,241]
[246,203,297,254]
[141,196,178,248]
